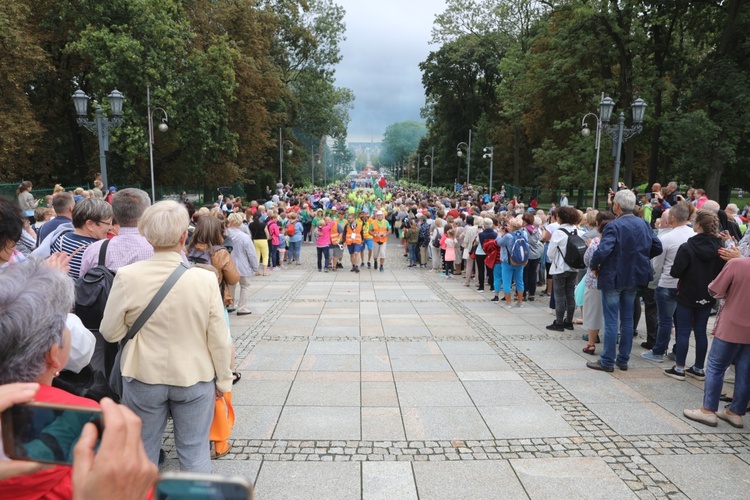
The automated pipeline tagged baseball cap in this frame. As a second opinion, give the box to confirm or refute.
[109,186,117,192]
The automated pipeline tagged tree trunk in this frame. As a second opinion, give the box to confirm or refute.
[513,125,520,185]
[705,153,723,201]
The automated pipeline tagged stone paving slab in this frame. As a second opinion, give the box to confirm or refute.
[157,239,749,498]
[646,454,750,500]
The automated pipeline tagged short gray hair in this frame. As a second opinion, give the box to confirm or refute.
[112,188,151,227]
[702,200,720,213]
[139,200,189,250]
[613,190,636,211]
[72,197,113,228]
[669,203,690,223]
[0,259,74,384]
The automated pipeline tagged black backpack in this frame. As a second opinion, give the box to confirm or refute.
[559,228,587,269]
[75,240,115,332]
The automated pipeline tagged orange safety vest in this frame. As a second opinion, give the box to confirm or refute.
[345,221,363,245]
[371,219,389,243]
[330,220,341,245]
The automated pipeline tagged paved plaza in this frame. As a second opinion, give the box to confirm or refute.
[162,240,750,499]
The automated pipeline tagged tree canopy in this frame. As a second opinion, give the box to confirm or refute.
[418,0,750,200]
[0,0,354,191]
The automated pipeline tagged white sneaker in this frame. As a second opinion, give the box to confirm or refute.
[515,302,523,308]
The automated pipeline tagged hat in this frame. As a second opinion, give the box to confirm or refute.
[109,186,117,192]
[527,207,536,213]
[375,210,384,216]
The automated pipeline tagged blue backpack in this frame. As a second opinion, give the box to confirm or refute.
[509,230,530,266]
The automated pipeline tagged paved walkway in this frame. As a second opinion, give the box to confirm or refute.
[162,238,750,499]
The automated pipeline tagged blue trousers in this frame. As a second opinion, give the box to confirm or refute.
[600,286,637,368]
[501,261,524,294]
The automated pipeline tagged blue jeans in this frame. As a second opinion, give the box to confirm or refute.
[493,263,503,293]
[703,337,750,415]
[600,286,637,368]
[674,302,711,370]
[288,240,301,261]
[408,243,418,265]
[270,243,279,267]
[652,287,678,355]
[501,261,525,294]
[316,246,330,270]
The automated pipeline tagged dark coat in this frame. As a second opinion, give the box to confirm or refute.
[590,211,663,290]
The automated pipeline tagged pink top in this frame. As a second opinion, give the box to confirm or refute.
[709,258,750,344]
[440,233,448,250]
[316,221,334,247]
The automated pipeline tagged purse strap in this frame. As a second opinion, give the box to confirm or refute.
[121,263,188,346]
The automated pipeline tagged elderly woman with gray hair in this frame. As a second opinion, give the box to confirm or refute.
[100,200,233,471]
[0,259,100,498]
[227,212,259,315]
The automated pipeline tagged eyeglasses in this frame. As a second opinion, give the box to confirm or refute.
[95,220,113,227]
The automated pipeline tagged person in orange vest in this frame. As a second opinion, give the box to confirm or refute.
[359,209,375,269]
[344,212,364,273]
[370,210,391,272]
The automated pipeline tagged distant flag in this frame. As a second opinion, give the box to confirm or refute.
[378,174,387,189]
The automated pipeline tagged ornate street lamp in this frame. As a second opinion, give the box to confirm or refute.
[72,89,126,190]
[599,95,647,192]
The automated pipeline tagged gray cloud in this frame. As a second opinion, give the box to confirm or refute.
[334,1,446,142]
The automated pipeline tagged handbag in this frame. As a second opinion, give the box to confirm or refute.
[109,264,188,398]
[394,220,403,229]
[210,392,235,459]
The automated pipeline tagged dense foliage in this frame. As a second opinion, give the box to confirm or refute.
[417,0,750,200]
[0,0,354,192]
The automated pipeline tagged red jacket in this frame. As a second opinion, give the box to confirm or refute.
[482,239,500,269]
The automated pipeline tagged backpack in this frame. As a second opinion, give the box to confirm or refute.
[418,223,430,243]
[432,229,442,248]
[286,222,296,236]
[74,240,115,333]
[559,228,587,269]
[509,231,530,267]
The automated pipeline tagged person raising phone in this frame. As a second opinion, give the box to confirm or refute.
[0,260,157,499]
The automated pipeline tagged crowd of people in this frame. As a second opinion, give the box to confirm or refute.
[1,175,749,497]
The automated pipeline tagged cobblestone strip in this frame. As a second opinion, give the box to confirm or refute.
[419,274,688,498]
[233,271,313,362]
[259,335,483,342]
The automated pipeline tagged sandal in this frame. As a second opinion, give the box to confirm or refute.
[210,440,232,459]
[263,271,269,276]
[582,345,596,355]
[232,372,242,385]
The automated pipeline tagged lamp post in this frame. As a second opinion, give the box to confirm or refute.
[456,129,472,184]
[311,147,321,185]
[598,96,647,192]
[147,86,168,203]
[423,146,434,188]
[72,89,125,190]
[483,146,494,201]
[279,128,293,184]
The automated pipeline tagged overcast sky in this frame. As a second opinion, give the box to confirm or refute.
[334,1,447,143]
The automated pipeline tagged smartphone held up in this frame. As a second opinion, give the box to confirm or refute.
[1,401,102,466]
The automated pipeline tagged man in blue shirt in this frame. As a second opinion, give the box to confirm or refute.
[588,189,662,372]
[36,192,74,246]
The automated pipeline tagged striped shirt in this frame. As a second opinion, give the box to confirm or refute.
[50,232,98,279]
